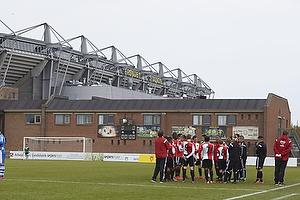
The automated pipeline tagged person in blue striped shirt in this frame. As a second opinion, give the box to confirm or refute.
[0,130,6,180]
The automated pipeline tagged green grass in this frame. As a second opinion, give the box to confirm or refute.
[1,159,300,199]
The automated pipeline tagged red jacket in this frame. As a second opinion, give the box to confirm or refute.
[273,135,292,161]
[155,136,169,158]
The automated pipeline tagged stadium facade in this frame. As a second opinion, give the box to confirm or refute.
[0,22,297,158]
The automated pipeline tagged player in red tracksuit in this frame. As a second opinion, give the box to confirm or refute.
[273,130,292,186]
[174,133,184,179]
[213,135,221,178]
[180,134,197,183]
[166,137,176,181]
[151,131,169,183]
[200,136,215,184]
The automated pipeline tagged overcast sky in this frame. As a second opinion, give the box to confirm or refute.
[1,0,300,124]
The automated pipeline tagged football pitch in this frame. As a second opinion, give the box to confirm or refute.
[1,159,300,200]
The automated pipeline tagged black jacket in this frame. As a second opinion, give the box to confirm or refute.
[228,142,240,161]
[256,141,267,158]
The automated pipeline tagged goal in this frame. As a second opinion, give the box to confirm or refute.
[23,137,93,160]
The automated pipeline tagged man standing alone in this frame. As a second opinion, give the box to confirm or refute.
[0,130,6,180]
[254,136,267,183]
[151,131,169,183]
[273,130,292,186]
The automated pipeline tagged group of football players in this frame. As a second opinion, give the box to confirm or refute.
[164,132,247,184]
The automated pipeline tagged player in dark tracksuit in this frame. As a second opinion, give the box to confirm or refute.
[239,135,247,181]
[254,136,267,183]
[224,137,240,184]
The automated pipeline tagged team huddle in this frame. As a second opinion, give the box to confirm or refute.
[151,130,292,186]
[152,131,249,184]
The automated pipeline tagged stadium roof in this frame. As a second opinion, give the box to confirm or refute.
[0,98,266,112]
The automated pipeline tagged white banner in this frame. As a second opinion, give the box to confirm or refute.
[10,151,297,167]
[103,153,139,162]
[10,151,85,161]
[233,126,259,140]
[246,156,297,167]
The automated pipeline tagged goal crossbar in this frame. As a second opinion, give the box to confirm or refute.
[23,137,92,156]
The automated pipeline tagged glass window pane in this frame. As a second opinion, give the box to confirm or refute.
[64,115,70,124]
[203,116,210,124]
[99,115,107,124]
[26,115,35,124]
[218,116,226,125]
[144,115,152,125]
[154,115,160,124]
[108,116,114,124]
[35,115,41,123]
[86,115,92,123]
[193,115,202,125]
[228,116,235,124]
[77,115,85,124]
[55,115,64,124]
[99,115,104,124]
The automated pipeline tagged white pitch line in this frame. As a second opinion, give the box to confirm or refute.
[3,178,260,191]
[272,193,298,200]
[223,183,300,200]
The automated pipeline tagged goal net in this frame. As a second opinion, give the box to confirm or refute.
[23,137,93,161]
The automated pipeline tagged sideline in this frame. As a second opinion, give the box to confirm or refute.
[3,178,261,191]
[223,183,300,200]
[272,193,298,200]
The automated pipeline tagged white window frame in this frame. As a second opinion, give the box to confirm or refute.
[218,115,227,126]
[193,115,202,125]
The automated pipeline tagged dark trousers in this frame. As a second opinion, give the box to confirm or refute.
[240,158,247,178]
[274,160,287,183]
[224,160,239,182]
[152,157,167,182]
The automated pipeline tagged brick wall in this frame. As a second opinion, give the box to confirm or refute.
[2,94,291,157]
[0,86,18,100]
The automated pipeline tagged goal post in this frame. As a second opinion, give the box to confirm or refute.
[23,137,92,161]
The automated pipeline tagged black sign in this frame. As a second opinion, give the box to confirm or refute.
[120,125,136,140]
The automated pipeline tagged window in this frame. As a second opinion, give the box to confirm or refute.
[99,115,107,124]
[248,114,251,120]
[228,116,236,125]
[76,114,92,125]
[108,116,114,124]
[26,114,41,124]
[256,114,258,120]
[143,114,161,125]
[55,114,70,125]
[203,116,210,124]
[98,114,114,124]
[144,115,153,125]
[241,114,244,120]
[218,116,226,125]
[193,115,202,125]
[153,115,160,124]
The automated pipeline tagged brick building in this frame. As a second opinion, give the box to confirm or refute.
[0,93,290,157]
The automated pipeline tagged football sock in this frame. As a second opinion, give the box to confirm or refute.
[175,166,180,176]
[205,169,209,181]
[171,169,174,179]
[198,168,202,176]
[190,170,195,181]
[182,168,186,180]
[210,169,214,181]
[0,164,4,178]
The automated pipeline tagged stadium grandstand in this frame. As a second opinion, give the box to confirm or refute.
[0,20,214,100]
